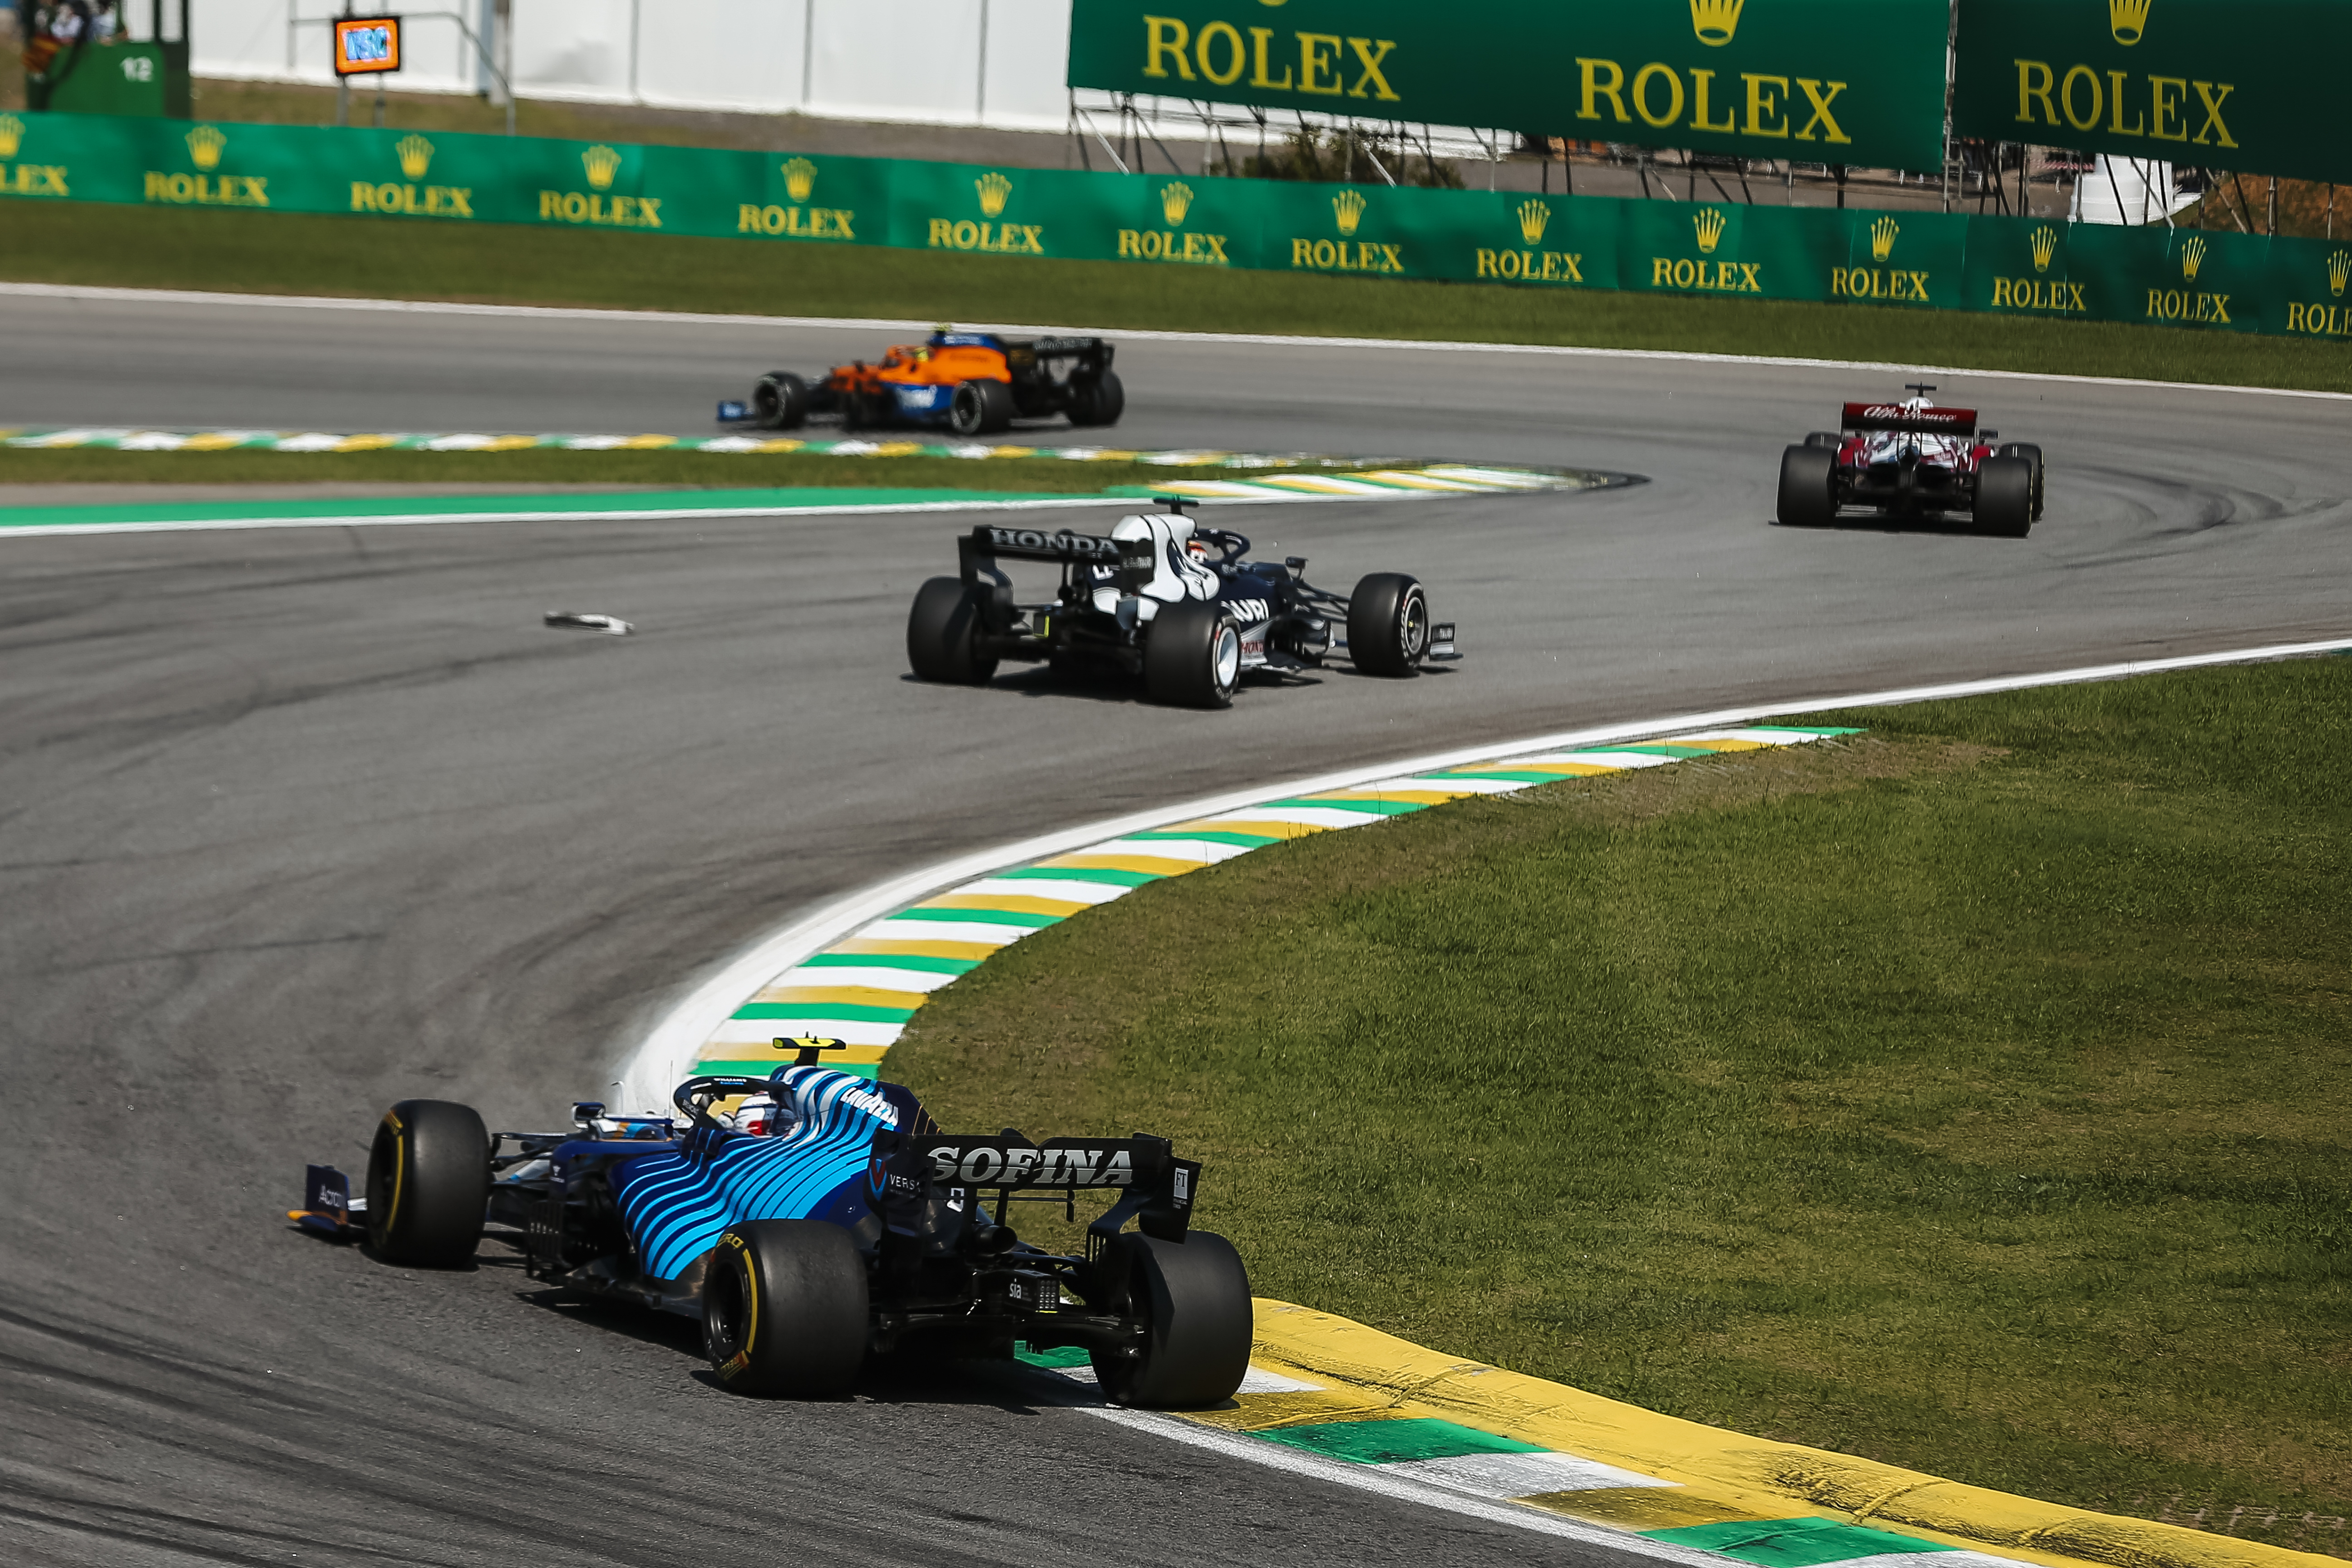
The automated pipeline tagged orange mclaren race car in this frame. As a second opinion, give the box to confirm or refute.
[718,329,1124,437]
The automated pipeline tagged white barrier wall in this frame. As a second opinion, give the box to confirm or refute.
[190,0,1082,130]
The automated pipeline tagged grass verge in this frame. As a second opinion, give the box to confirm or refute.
[6,202,2349,395]
[0,447,1258,494]
[891,658,2352,1556]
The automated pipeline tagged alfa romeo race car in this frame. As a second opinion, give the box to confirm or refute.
[291,1045,1251,1406]
[718,329,1124,437]
[1776,385,2045,536]
[907,501,1459,708]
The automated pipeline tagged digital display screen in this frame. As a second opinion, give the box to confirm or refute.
[333,18,403,76]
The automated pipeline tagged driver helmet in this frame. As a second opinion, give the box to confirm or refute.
[1184,534,1212,561]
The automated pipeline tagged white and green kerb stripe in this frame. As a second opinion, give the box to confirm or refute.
[693,726,1859,1079]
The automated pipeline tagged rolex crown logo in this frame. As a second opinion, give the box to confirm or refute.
[2329,250,2351,298]
[1517,198,1551,245]
[186,125,227,172]
[1870,215,1900,263]
[1689,0,1746,46]
[976,171,1012,217]
[2030,225,2059,272]
[783,157,817,203]
[582,145,622,191]
[396,134,434,181]
[2109,0,2151,45]
[2179,234,2206,281]
[1332,188,1367,236]
[1160,181,1194,226]
[1693,207,1727,255]
[0,114,23,161]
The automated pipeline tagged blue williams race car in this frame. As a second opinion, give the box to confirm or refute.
[293,1045,1251,1405]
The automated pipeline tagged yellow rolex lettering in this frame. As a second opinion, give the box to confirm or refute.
[2015,59,2057,126]
[929,218,953,247]
[639,197,661,228]
[1690,69,1735,134]
[2150,76,2188,141]
[1653,256,1674,286]
[738,203,760,232]
[1794,79,1849,143]
[2192,80,2236,147]
[1292,237,1314,266]
[2106,70,2145,135]
[1993,277,2015,308]
[145,170,168,201]
[1119,229,1142,258]
[2061,65,2102,131]
[1298,33,1343,95]
[1346,37,1399,100]
[1632,63,1684,128]
[2288,302,2307,332]
[1578,58,1629,123]
[1196,20,1245,85]
[1143,16,1195,80]
[540,190,560,219]
[1249,27,1293,90]
[353,182,380,212]
[1743,74,1789,137]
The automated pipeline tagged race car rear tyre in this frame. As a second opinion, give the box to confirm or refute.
[1998,442,2045,519]
[1803,430,1842,450]
[1776,444,1836,527]
[753,372,810,431]
[907,577,1000,685]
[1345,573,1429,678]
[1143,600,1240,708]
[1976,455,2035,538]
[948,379,1016,437]
[1090,1230,1252,1409]
[365,1100,489,1267]
[1067,371,1126,428]
[703,1220,868,1399]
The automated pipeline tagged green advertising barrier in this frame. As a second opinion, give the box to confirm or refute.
[1065,0,1953,174]
[1953,0,2352,187]
[0,111,2345,344]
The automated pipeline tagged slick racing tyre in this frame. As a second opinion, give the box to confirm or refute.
[1143,599,1241,708]
[1776,444,1836,527]
[1998,442,2045,520]
[752,371,810,431]
[1976,455,2035,538]
[1066,371,1126,429]
[703,1221,868,1399]
[1090,1231,1252,1409]
[365,1100,489,1266]
[907,577,1000,685]
[1345,572,1429,677]
[1803,430,1842,449]
[948,378,1016,437]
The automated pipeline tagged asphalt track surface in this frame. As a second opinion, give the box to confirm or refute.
[2,288,2348,1567]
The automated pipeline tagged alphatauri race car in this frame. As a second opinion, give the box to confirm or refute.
[1776,385,2045,536]
[718,329,1124,437]
[291,1048,1251,1406]
[907,501,1459,708]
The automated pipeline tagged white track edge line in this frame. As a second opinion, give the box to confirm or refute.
[0,488,1386,541]
[7,281,2344,405]
[1077,1404,1731,1562]
[613,631,2352,1113]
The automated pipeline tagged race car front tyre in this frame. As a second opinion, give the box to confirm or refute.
[752,372,810,431]
[1066,371,1126,428]
[1143,600,1241,708]
[703,1220,868,1399]
[365,1100,489,1267]
[1090,1230,1252,1409]
[948,379,1016,437]
[1776,445,1836,527]
[907,577,1000,685]
[1976,455,2035,537]
[1345,573,1429,677]
[1998,442,2046,519]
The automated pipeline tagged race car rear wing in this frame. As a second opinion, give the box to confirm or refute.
[916,1131,1200,1246]
[1842,402,1978,436]
[959,524,1155,587]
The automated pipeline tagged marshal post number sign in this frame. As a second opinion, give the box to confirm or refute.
[1067,0,1952,173]
[1953,0,2352,187]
